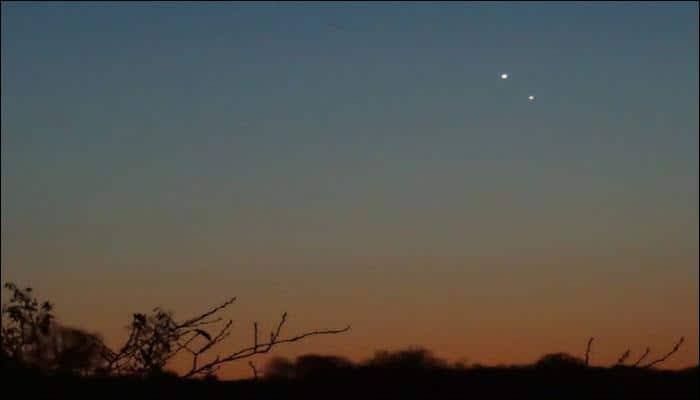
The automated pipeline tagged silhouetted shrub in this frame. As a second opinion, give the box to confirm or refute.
[2,282,350,380]
[105,301,350,378]
[40,324,110,375]
[1,283,55,364]
[264,354,352,380]
[265,356,295,379]
[534,352,586,369]
[364,347,448,370]
[1,283,110,375]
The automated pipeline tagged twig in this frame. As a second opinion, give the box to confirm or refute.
[642,337,684,369]
[585,337,594,366]
[177,297,236,328]
[249,361,259,380]
[632,347,651,367]
[254,321,258,351]
[184,313,350,377]
[95,295,349,379]
[614,349,630,366]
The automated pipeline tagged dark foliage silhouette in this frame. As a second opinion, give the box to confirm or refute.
[265,356,296,379]
[1,282,350,379]
[364,347,448,370]
[265,354,353,379]
[0,283,109,375]
[2,282,696,399]
[255,347,697,400]
[1,283,55,366]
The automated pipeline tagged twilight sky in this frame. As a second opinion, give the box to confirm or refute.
[2,2,698,377]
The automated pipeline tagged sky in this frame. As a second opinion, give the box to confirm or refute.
[2,2,698,377]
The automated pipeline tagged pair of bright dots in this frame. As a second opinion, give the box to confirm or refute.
[500,73,535,102]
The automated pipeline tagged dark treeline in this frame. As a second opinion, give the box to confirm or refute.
[2,283,697,399]
[4,347,698,400]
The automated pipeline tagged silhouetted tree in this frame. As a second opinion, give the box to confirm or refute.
[265,356,295,379]
[46,325,111,375]
[1,283,54,366]
[2,282,350,379]
[263,354,353,380]
[364,347,447,370]
[103,297,350,378]
[1,283,109,375]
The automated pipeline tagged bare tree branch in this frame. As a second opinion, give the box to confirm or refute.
[584,337,594,366]
[249,360,259,380]
[176,297,236,329]
[614,349,631,366]
[3,284,350,379]
[189,318,224,328]
[632,347,651,367]
[253,322,259,351]
[642,337,684,369]
[183,313,350,378]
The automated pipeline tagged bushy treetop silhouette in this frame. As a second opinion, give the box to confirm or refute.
[0,282,350,378]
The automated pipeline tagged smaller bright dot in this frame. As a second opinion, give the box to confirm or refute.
[500,73,509,80]
[528,95,535,101]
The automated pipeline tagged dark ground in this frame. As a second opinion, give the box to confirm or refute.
[5,363,698,400]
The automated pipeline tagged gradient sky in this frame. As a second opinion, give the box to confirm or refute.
[2,2,698,378]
